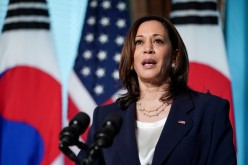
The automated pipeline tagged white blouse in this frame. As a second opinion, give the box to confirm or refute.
[136,118,167,165]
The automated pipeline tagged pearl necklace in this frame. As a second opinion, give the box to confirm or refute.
[136,101,169,117]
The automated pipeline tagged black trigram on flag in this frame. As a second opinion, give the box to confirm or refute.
[170,0,218,25]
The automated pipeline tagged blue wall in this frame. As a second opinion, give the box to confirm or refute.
[226,0,248,164]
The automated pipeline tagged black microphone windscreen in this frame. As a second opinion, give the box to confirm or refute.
[69,112,90,135]
[93,112,122,147]
[102,112,122,133]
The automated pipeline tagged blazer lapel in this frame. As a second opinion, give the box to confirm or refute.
[152,93,194,165]
[116,102,140,164]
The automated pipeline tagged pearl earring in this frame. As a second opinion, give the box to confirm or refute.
[171,63,176,68]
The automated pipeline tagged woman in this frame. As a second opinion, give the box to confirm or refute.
[77,16,236,165]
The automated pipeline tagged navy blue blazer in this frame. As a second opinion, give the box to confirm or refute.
[77,91,237,165]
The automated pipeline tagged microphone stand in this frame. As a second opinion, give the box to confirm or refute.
[76,140,89,151]
[59,142,77,162]
[81,144,102,165]
[59,139,89,162]
[81,112,123,165]
[59,112,90,162]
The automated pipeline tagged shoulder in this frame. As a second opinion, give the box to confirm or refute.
[92,102,121,125]
[187,90,229,106]
[95,102,120,113]
[183,90,230,117]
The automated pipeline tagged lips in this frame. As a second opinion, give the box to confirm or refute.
[141,58,157,68]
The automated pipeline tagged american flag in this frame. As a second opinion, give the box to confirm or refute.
[67,0,130,140]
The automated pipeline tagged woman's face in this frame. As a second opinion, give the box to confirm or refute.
[133,20,173,84]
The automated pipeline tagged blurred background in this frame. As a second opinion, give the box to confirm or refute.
[0,0,247,164]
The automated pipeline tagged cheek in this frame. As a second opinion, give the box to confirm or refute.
[133,49,140,63]
[159,48,172,61]
[161,46,171,55]
[133,55,139,69]
[134,46,141,55]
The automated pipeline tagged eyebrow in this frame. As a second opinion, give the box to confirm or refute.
[135,34,165,38]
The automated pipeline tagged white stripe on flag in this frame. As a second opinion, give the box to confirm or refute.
[8,2,47,10]
[176,25,230,79]
[5,16,50,24]
[0,31,60,82]
[170,10,218,18]
[68,70,97,122]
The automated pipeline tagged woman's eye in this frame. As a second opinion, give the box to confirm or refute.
[154,39,164,44]
[135,40,143,45]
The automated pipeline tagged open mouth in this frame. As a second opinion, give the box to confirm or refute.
[142,59,157,68]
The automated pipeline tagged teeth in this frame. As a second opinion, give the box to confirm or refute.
[143,63,155,68]
[144,63,152,65]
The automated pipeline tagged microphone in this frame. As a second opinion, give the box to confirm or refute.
[83,112,122,165]
[59,112,90,162]
[94,112,122,147]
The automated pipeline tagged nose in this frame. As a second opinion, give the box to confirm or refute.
[144,42,154,54]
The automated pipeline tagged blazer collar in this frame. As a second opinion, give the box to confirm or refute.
[117,102,140,164]
[115,92,194,165]
[152,92,194,165]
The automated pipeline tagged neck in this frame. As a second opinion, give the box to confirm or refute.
[139,82,169,101]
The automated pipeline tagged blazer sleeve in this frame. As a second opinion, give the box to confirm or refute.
[207,99,237,165]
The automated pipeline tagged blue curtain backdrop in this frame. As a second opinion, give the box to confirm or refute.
[226,0,248,165]
[0,0,247,164]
